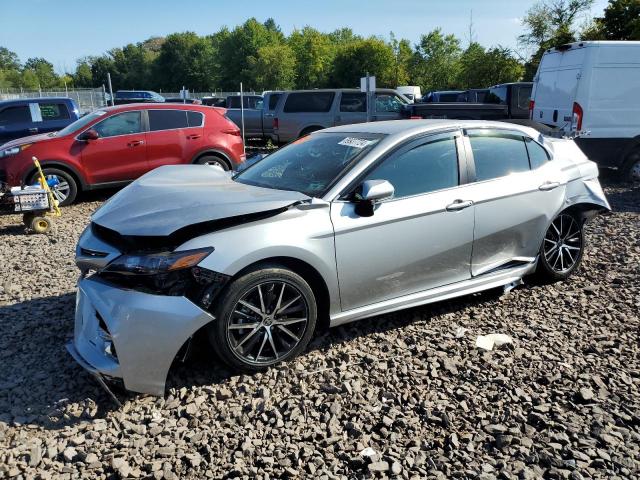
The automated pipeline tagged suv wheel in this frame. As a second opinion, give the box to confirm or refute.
[622,148,640,183]
[536,213,584,281]
[29,168,78,206]
[195,155,229,171]
[208,266,317,372]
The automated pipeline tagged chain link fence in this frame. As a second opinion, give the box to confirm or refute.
[0,87,107,114]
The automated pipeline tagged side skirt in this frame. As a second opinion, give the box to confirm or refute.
[329,261,537,327]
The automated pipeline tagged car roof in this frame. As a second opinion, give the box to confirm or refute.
[97,103,216,113]
[0,97,75,105]
[320,119,541,139]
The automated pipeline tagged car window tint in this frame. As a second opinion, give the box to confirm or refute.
[375,94,403,112]
[187,111,204,127]
[364,136,459,198]
[148,110,188,131]
[268,94,281,110]
[93,111,142,137]
[469,131,530,181]
[486,86,507,105]
[283,92,335,113]
[39,103,69,121]
[517,86,532,110]
[340,93,366,112]
[526,138,550,169]
[0,105,31,124]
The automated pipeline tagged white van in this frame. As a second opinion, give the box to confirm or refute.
[530,41,640,179]
[396,86,422,103]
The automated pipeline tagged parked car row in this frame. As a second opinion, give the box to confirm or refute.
[0,103,245,205]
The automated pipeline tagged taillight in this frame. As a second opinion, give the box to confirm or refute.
[273,117,279,130]
[571,102,583,131]
[529,100,535,120]
[222,128,241,136]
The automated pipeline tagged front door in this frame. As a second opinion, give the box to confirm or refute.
[461,128,566,275]
[331,131,475,311]
[79,110,148,184]
[372,92,405,122]
[145,109,204,170]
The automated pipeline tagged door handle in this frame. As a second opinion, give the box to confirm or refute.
[127,140,144,147]
[446,199,473,211]
[29,127,38,133]
[186,134,202,140]
[539,181,560,191]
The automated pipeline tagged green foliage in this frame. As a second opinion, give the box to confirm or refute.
[248,44,296,90]
[288,27,336,88]
[0,47,20,71]
[411,29,462,91]
[24,57,59,88]
[458,43,525,88]
[582,0,640,40]
[154,32,216,91]
[332,37,397,87]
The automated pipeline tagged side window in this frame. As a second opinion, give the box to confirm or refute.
[363,136,459,198]
[0,105,31,124]
[268,94,281,111]
[148,110,188,131]
[375,94,403,113]
[187,111,204,127]
[526,138,550,169]
[340,93,366,112]
[486,87,507,105]
[93,111,142,137]
[283,92,335,113]
[39,103,70,121]
[468,131,530,181]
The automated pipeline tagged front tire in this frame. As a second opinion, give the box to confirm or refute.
[195,155,229,171]
[621,148,640,183]
[536,213,585,282]
[208,266,317,372]
[28,167,78,206]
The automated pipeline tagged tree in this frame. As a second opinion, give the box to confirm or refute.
[155,32,216,91]
[0,47,20,71]
[582,0,640,40]
[411,29,462,91]
[73,58,94,87]
[519,0,595,79]
[23,57,59,88]
[331,37,397,87]
[288,27,336,88]
[457,43,524,88]
[390,33,412,86]
[248,44,296,90]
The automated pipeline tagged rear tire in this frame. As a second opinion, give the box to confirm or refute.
[208,265,317,372]
[535,212,585,282]
[195,155,229,171]
[299,126,323,138]
[28,167,77,206]
[29,216,51,234]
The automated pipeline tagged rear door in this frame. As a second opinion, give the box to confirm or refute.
[461,128,565,275]
[263,93,282,137]
[331,130,475,310]
[145,109,205,170]
[277,91,336,142]
[0,103,32,142]
[532,48,585,130]
[35,100,73,134]
[79,110,148,184]
[335,92,367,126]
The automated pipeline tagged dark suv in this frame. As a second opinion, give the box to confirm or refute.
[114,91,165,105]
[0,97,80,143]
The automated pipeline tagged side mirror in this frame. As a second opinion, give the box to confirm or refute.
[78,128,99,141]
[355,179,394,217]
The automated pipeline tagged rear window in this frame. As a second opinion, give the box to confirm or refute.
[283,92,335,113]
[340,93,366,112]
[469,131,530,181]
[0,105,31,124]
[487,86,508,105]
[148,110,188,131]
[227,96,262,109]
[39,103,70,121]
[439,93,460,102]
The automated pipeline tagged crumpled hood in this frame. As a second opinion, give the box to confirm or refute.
[1,132,57,148]
[92,165,310,237]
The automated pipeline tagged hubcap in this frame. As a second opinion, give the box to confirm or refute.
[630,159,640,182]
[227,281,308,365]
[44,174,70,203]
[543,214,582,273]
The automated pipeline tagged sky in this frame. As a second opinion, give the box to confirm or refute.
[1,0,609,74]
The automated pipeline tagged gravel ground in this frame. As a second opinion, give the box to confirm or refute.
[0,178,638,480]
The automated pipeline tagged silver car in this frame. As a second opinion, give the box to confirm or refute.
[68,120,610,396]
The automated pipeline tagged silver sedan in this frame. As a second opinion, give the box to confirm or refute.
[68,120,610,395]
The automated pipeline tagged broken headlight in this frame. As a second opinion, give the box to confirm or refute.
[100,247,214,295]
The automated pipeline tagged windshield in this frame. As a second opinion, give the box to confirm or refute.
[234,132,383,197]
[56,110,107,136]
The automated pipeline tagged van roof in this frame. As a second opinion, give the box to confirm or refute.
[549,40,640,52]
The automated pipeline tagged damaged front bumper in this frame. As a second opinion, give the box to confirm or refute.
[67,276,215,396]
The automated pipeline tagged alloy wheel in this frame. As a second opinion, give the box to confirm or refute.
[543,214,583,273]
[45,174,70,203]
[226,281,309,365]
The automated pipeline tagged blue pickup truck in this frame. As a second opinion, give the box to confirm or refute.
[0,97,80,144]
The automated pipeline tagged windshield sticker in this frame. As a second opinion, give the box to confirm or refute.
[338,137,376,149]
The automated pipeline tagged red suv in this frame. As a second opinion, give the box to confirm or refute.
[0,104,245,205]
